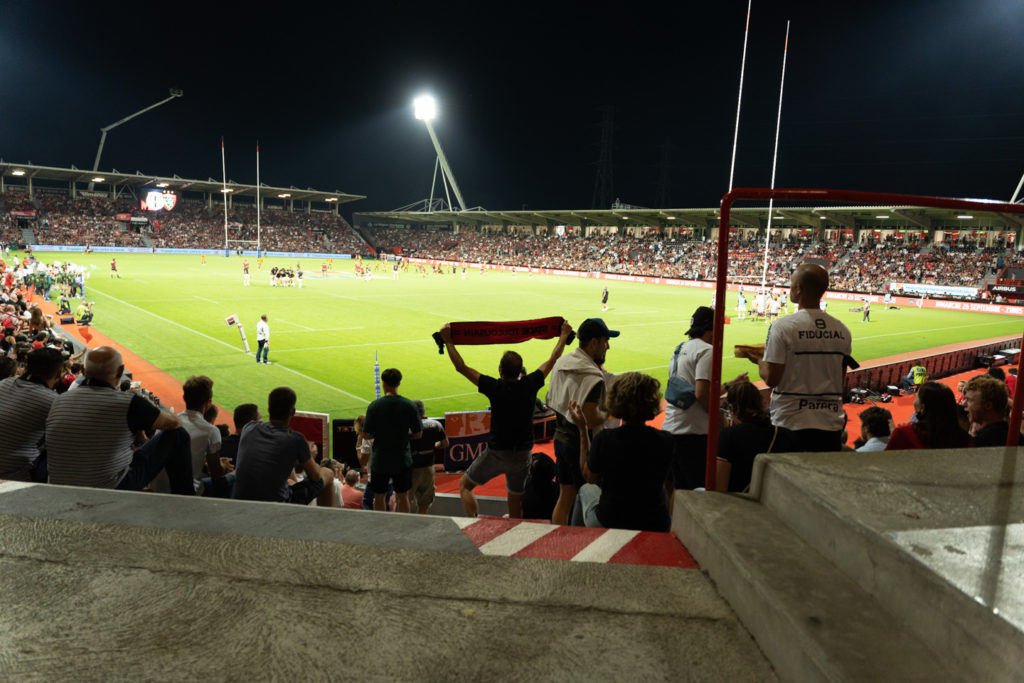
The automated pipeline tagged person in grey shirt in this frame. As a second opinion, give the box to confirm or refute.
[0,347,63,481]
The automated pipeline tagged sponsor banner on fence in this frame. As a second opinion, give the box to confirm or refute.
[444,410,491,471]
[891,282,978,298]
[9,210,37,218]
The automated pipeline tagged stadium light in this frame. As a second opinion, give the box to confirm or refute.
[90,88,183,190]
[414,95,437,121]
[413,93,467,211]
[957,214,973,219]
[11,169,25,176]
[325,197,338,202]
[875,214,890,219]
[278,193,291,198]
[91,177,105,183]
[156,182,169,188]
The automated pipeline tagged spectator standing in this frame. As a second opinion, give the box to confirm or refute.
[546,318,618,525]
[361,369,422,513]
[663,306,747,489]
[745,263,852,452]
[233,387,334,506]
[408,399,448,515]
[438,320,571,518]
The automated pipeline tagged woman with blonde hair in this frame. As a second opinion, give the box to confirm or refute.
[568,371,674,531]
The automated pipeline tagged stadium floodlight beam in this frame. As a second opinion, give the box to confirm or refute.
[89,88,183,190]
[413,94,467,211]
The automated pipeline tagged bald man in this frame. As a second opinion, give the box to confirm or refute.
[744,264,852,452]
[46,346,195,493]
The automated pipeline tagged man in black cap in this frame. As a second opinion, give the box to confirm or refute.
[545,317,618,525]
[663,306,747,489]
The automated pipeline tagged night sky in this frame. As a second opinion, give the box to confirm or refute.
[2,0,1024,216]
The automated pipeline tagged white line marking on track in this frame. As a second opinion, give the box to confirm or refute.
[89,290,369,403]
[571,529,639,563]
[451,518,476,530]
[478,523,557,556]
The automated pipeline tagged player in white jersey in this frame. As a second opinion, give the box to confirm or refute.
[744,263,852,453]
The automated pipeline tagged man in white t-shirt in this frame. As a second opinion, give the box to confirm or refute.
[256,314,270,364]
[178,375,231,496]
[746,263,852,452]
[663,306,746,489]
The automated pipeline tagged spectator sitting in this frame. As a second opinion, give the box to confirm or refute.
[855,406,893,452]
[886,381,972,451]
[1006,367,1017,398]
[0,347,64,482]
[715,380,795,492]
[46,346,194,494]
[521,452,559,520]
[232,387,334,506]
[339,465,364,510]
[568,372,675,532]
[221,403,260,466]
[0,355,17,380]
[901,360,927,393]
[177,375,233,497]
[965,375,1010,447]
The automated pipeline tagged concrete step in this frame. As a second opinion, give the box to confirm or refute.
[0,481,777,681]
[673,490,955,682]
[751,447,1024,682]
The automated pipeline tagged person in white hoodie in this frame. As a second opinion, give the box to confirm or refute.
[546,318,618,525]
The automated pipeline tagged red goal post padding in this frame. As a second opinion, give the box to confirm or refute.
[705,188,1024,491]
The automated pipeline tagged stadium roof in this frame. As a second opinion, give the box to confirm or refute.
[0,161,364,205]
[356,204,1024,232]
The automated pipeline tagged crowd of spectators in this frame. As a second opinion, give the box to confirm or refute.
[1,191,368,255]
[367,226,1009,294]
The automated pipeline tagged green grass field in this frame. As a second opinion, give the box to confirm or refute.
[38,252,1024,418]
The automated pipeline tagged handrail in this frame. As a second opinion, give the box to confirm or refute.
[706,188,1024,491]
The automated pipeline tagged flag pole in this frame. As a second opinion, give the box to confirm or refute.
[256,141,261,258]
[760,20,791,292]
[374,351,382,399]
[727,0,753,193]
[221,137,229,252]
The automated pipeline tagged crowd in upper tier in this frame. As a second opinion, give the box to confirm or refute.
[366,226,1010,294]
[0,191,365,255]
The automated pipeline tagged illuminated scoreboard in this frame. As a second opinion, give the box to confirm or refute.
[141,190,178,212]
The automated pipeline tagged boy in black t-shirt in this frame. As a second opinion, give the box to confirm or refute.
[438,321,572,517]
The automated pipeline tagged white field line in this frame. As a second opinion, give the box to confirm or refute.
[277,318,314,331]
[274,326,366,334]
[855,321,1010,341]
[611,310,660,315]
[615,319,690,328]
[194,296,220,304]
[89,290,369,403]
[286,339,426,352]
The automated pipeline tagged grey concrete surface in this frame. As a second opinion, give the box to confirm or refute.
[0,485,777,682]
[753,447,1024,682]
[673,491,954,683]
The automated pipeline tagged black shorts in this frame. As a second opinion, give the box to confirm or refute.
[554,439,584,489]
[289,477,325,505]
[370,467,412,494]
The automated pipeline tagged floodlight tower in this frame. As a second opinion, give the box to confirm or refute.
[414,94,468,212]
[89,88,183,190]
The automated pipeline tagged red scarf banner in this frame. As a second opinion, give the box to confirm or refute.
[432,317,573,353]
